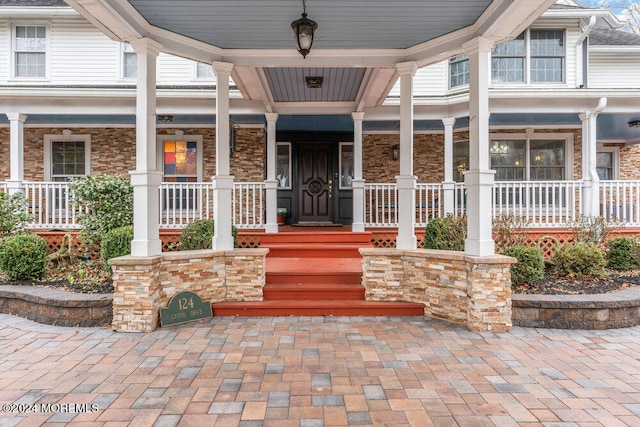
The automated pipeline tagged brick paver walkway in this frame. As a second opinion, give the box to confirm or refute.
[1,314,640,426]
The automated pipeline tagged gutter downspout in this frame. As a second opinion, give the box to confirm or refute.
[575,16,597,88]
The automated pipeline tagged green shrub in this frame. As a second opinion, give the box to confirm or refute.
[0,192,32,237]
[503,245,545,285]
[179,219,238,250]
[552,241,606,278]
[69,174,133,246]
[0,233,48,280]
[101,226,133,272]
[422,214,466,251]
[606,236,640,271]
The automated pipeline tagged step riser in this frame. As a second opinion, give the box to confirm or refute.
[264,291,365,300]
[212,306,425,317]
[265,248,362,258]
[266,275,361,285]
[259,233,372,245]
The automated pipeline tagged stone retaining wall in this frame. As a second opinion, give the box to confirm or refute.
[110,248,268,332]
[360,248,515,332]
[0,285,113,327]
[512,288,640,329]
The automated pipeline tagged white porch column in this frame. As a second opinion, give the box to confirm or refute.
[265,112,279,233]
[6,113,27,195]
[352,111,365,232]
[442,117,456,215]
[580,97,607,218]
[212,61,235,250]
[129,38,163,257]
[395,62,418,250]
[464,38,495,256]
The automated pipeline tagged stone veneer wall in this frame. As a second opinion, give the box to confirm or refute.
[360,248,515,332]
[0,127,265,182]
[110,248,268,332]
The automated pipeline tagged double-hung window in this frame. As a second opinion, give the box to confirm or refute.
[13,25,47,78]
[492,29,565,84]
[449,55,469,89]
[196,62,214,79]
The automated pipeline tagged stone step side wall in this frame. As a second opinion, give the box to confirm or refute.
[111,248,268,332]
[360,248,515,332]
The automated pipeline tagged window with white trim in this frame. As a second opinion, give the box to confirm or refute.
[453,140,469,182]
[122,43,136,78]
[13,24,47,78]
[596,147,619,180]
[44,132,91,181]
[449,55,469,89]
[492,29,565,84]
[196,62,214,79]
[490,136,570,181]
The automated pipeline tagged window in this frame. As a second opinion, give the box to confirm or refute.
[449,55,469,88]
[122,43,136,78]
[453,140,469,182]
[489,135,571,181]
[339,143,354,189]
[163,140,198,182]
[196,62,214,79]
[492,29,564,84]
[13,25,46,78]
[596,147,619,180]
[276,143,291,189]
[492,33,526,83]
[158,133,203,211]
[44,132,91,181]
[44,132,91,212]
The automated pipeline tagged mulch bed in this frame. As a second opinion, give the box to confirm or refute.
[513,270,640,295]
[0,278,113,294]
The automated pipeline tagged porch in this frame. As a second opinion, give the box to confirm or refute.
[5,179,640,230]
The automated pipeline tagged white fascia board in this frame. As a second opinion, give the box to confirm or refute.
[0,7,79,18]
[272,102,356,115]
[590,46,640,53]
[541,8,623,29]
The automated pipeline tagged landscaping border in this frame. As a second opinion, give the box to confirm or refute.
[512,287,640,329]
[0,285,112,327]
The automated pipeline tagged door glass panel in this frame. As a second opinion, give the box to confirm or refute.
[276,143,291,188]
[340,143,354,189]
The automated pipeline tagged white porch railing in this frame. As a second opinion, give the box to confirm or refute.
[159,182,215,228]
[232,182,266,229]
[600,180,640,226]
[492,181,582,227]
[364,183,398,227]
[23,181,88,229]
[0,182,7,193]
[11,180,640,229]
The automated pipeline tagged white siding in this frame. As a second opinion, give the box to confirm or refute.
[158,53,195,84]
[49,19,120,84]
[388,61,448,97]
[0,20,9,82]
[589,52,640,89]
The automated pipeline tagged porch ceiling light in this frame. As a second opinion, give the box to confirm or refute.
[305,76,323,88]
[291,0,317,58]
[629,120,640,128]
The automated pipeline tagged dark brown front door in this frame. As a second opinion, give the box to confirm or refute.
[298,143,332,222]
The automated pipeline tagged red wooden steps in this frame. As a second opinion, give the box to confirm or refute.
[211,230,425,317]
[211,300,425,317]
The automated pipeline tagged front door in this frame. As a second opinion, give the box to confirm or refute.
[298,143,333,222]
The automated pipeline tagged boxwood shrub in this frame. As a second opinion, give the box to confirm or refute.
[180,219,238,250]
[553,241,606,278]
[606,236,640,271]
[503,245,545,285]
[422,214,466,251]
[0,233,49,280]
[101,225,133,272]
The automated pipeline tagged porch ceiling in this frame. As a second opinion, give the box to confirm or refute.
[65,0,557,112]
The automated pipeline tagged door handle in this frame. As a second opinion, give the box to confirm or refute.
[328,179,333,198]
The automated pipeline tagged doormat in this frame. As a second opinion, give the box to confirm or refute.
[291,223,344,227]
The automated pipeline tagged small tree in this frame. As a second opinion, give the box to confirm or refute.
[69,174,133,246]
[568,215,620,247]
[493,214,530,253]
[0,192,32,237]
